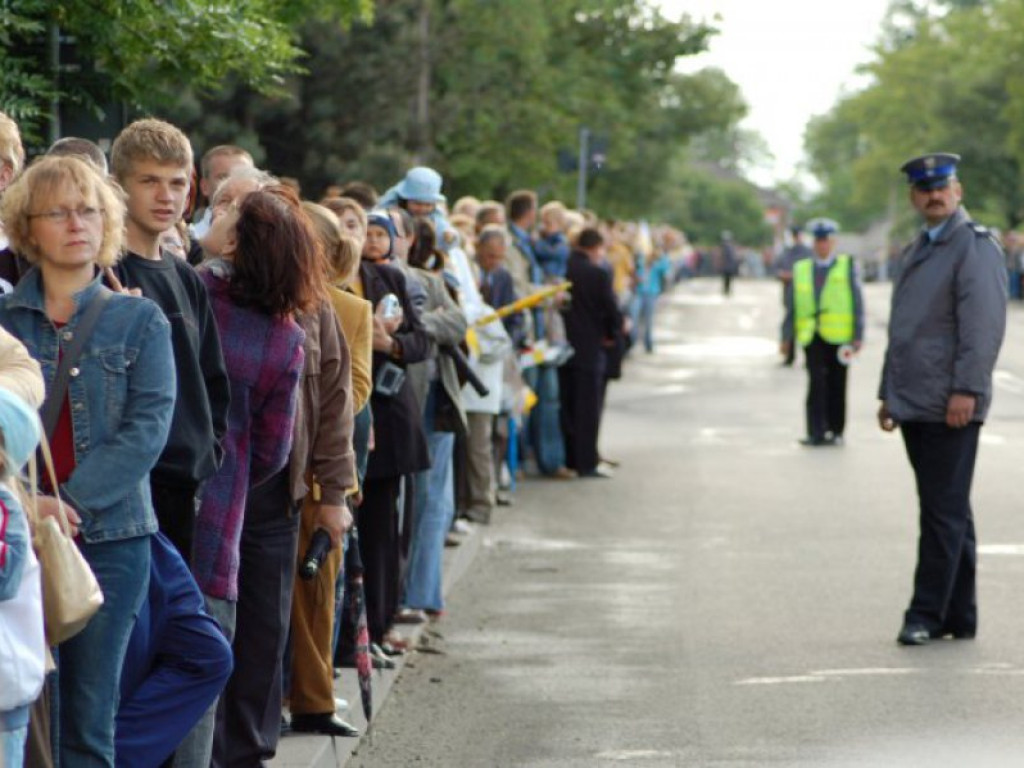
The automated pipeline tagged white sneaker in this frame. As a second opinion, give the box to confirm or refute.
[453,519,473,535]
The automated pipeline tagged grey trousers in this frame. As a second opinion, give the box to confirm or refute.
[465,412,495,523]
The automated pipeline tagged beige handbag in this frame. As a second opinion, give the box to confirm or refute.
[26,432,104,646]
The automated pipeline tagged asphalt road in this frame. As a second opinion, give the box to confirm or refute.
[349,277,1024,768]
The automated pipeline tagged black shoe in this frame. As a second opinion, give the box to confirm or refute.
[799,436,825,447]
[935,625,976,640]
[897,623,932,646]
[290,712,360,738]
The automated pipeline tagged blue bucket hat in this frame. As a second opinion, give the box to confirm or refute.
[0,387,41,473]
[395,167,445,204]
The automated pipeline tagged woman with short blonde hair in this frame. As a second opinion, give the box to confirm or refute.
[1,155,126,268]
[0,153,175,766]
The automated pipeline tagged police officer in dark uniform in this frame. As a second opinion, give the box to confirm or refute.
[776,224,813,366]
[879,153,1007,646]
[782,218,864,446]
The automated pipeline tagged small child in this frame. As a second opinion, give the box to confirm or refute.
[0,387,44,768]
[534,200,570,280]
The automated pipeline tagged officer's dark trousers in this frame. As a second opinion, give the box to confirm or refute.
[214,468,300,767]
[559,361,605,476]
[901,421,980,634]
[804,335,847,439]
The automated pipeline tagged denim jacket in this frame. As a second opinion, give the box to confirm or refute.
[0,269,176,543]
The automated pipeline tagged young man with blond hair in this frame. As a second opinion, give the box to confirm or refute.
[110,117,230,564]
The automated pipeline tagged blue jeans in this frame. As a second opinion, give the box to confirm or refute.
[1,725,27,768]
[525,365,566,475]
[59,535,151,767]
[403,430,456,611]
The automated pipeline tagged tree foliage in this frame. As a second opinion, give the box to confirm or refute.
[2,0,766,238]
[159,0,757,230]
[805,0,1024,233]
[0,0,371,140]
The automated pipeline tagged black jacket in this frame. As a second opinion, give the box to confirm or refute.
[360,260,432,479]
[562,251,622,371]
[112,251,230,485]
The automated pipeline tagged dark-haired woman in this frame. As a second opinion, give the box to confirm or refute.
[179,187,311,766]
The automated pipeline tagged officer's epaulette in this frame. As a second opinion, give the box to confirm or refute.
[968,221,1002,252]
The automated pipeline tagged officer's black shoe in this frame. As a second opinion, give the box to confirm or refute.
[290,713,360,738]
[897,623,932,646]
[934,625,976,640]
[799,435,832,447]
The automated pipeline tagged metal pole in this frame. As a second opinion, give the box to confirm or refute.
[48,20,61,143]
[576,126,589,210]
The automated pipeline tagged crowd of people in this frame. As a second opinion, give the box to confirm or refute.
[0,111,685,767]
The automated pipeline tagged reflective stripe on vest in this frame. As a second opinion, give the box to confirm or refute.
[793,255,854,346]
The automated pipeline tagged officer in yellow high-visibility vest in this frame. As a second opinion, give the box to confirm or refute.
[781,218,864,446]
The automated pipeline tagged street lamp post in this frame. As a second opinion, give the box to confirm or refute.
[576,126,589,211]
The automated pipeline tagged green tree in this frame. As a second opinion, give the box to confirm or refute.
[805,0,1024,233]
[0,0,371,141]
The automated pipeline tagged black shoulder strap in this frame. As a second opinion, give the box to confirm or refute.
[39,289,112,440]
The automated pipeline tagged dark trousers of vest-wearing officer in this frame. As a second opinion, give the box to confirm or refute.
[804,335,847,440]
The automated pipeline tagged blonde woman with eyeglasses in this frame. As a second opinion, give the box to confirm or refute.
[0,154,175,766]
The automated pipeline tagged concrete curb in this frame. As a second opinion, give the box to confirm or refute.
[271,524,485,767]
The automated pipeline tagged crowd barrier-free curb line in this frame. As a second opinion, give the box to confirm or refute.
[270,523,485,768]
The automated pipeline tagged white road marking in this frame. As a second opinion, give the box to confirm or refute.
[596,750,677,761]
[978,544,1024,555]
[994,369,1024,395]
[737,675,828,685]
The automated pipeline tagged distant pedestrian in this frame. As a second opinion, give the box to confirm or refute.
[879,153,1007,646]
[782,218,864,447]
[719,231,738,296]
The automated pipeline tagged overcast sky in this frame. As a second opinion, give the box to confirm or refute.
[658,0,893,187]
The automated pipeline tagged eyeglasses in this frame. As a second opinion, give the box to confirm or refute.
[28,207,103,224]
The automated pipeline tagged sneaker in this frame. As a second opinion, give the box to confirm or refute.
[335,697,349,712]
[453,519,473,535]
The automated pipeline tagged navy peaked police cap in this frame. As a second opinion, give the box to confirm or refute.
[805,217,839,239]
[900,152,960,190]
